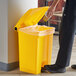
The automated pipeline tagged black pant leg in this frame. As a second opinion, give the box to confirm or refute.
[55,0,76,67]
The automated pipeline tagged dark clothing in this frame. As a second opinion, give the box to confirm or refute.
[55,0,76,67]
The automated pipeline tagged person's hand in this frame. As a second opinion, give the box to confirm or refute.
[47,6,56,19]
[42,0,60,22]
[42,6,56,22]
[42,15,48,22]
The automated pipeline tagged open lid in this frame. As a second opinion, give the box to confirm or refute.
[14,6,49,30]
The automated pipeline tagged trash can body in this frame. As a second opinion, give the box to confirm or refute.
[18,31,44,74]
[15,6,55,74]
[18,26,55,74]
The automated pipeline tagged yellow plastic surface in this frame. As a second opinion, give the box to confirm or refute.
[18,25,55,74]
[14,6,55,74]
[15,6,49,30]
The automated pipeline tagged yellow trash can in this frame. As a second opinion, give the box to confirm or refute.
[15,6,55,74]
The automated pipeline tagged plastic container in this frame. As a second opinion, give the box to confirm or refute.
[15,6,55,74]
[18,25,55,74]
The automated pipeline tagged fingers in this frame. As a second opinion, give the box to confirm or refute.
[47,7,56,19]
[47,11,53,19]
[42,15,48,22]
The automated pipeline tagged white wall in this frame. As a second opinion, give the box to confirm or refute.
[0,0,8,63]
[8,0,38,63]
[0,0,38,63]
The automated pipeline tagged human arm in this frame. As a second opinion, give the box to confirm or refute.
[43,0,60,21]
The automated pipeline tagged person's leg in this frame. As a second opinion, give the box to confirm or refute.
[71,29,76,69]
[56,0,76,67]
[44,0,76,73]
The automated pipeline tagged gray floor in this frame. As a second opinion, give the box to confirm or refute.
[0,35,76,76]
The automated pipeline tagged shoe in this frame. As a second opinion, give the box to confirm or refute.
[41,64,57,73]
[41,67,47,73]
[71,65,76,69]
[44,64,66,73]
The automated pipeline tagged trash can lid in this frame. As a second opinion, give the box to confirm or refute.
[14,6,49,30]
